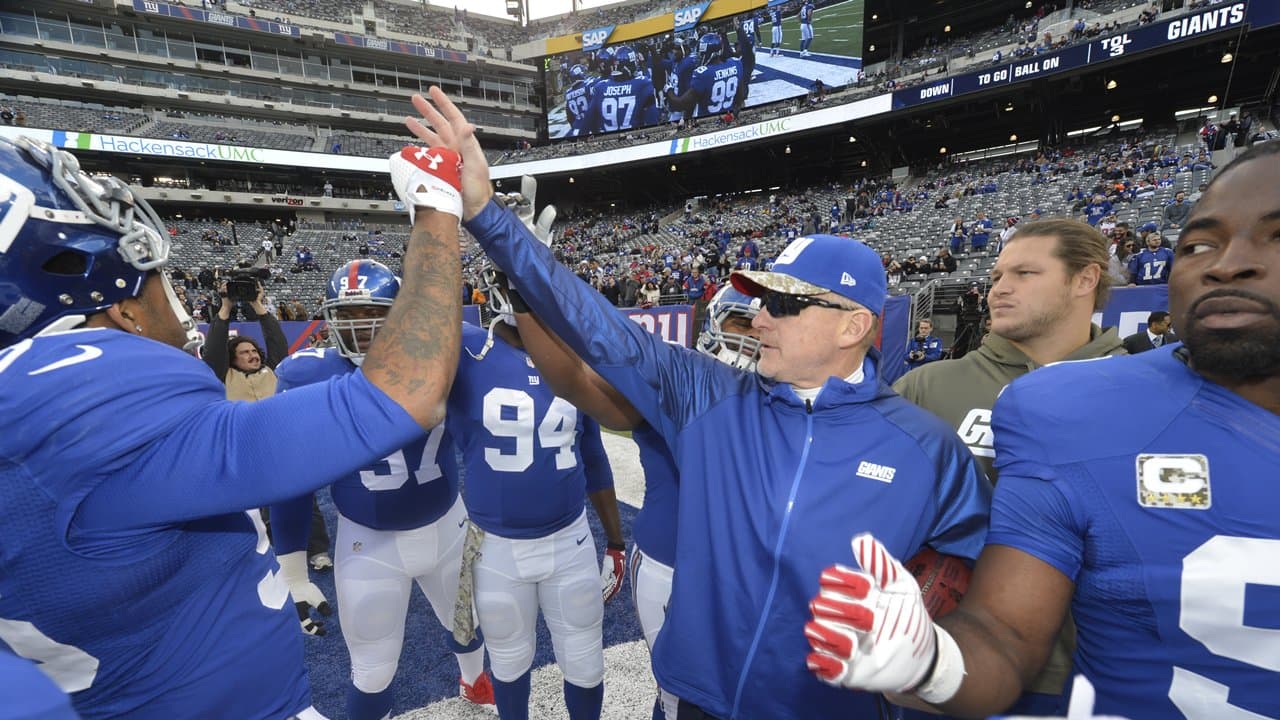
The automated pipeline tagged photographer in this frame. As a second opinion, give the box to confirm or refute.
[203,270,334,571]
[905,318,944,371]
[952,282,988,359]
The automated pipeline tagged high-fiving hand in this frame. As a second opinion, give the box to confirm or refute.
[404,87,494,221]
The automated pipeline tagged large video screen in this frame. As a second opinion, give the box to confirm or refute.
[545,0,865,140]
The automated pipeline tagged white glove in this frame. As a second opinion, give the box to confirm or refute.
[496,175,557,248]
[388,146,464,224]
[601,544,625,603]
[277,550,332,637]
[804,534,964,703]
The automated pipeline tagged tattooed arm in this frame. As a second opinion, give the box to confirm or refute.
[361,207,461,430]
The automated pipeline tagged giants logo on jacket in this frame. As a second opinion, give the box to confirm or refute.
[957,408,995,458]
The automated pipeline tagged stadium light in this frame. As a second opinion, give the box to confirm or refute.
[1110,114,1121,123]
[944,25,951,33]
[1220,52,1233,63]
[569,176,575,183]
[670,164,677,171]
[871,13,877,20]
[1004,102,1014,112]
[1106,79,1117,90]
[848,136,856,143]
[860,160,867,167]
[785,145,792,154]
[1009,134,1018,142]
[869,44,876,52]
[1207,94,1218,104]
[939,146,947,154]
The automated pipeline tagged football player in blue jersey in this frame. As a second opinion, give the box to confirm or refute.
[799,0,816,56]
[0,648,79,720]
[734,14,760,107]
[666,32,744,120]
[411,89,992,720]
[450,258,624,719]
[769,5,784,56]
[0,111,463,719]
[563,63,595,137]
[507,202,765,719]
[586,46,659,134]
[804,140,1280,719]
[267,258,495,720]
[666,36,700,124]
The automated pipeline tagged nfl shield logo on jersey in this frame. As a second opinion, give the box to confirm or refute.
[1135,454,1211,510]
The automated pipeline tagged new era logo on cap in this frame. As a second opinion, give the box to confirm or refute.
[730,234,886,314]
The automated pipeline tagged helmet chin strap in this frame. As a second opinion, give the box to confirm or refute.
[159,272,203,352]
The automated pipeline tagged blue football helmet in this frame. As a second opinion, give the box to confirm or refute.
[0,136,199,350]
[569,63,587,81]
[697,32,723,61]
[696,285,762,370]
[594,46,617,74]
[322,259,400,365]
[613,46,638,76]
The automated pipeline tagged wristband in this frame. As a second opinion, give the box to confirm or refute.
[912,625,965,704]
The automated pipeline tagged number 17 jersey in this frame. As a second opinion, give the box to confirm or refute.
[988,347,1280,719]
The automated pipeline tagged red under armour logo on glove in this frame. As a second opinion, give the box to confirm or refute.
[390,146,463,222]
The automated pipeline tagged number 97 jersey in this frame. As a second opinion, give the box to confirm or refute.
[988,349,1280,720]
[449,324,613,539]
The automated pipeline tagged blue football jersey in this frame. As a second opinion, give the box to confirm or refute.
[1084,201,1112,225]
[800,2,814,23]
[0,329,312,719]
[738,16,759,48]
[673,55,700,99]
[1128,247,1175,285]
[689,58,743,117]
[630,424,679,567]
[989,348,1280,719]
[272,347,460,534]
[588,75,658,133]
[770,8,783,25]
[564,79,594,136]
[0,648,78,720]
[450,324,613,539]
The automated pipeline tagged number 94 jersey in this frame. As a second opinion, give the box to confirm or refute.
[450,323,613,539]
[988,347,1280,720]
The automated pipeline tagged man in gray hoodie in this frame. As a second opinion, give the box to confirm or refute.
[893,218,1125,715]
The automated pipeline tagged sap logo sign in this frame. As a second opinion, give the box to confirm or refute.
[582,27,612,49]
[674,6,705,30]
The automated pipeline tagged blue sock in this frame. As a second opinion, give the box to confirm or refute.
[347,685,393,720]
[564,680,603,720]
[492,671,531,720]
[652,695,665,720]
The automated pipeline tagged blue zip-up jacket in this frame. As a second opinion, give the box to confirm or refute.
[466,200,991,720]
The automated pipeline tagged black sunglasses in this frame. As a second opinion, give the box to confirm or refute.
[761,290,857,317]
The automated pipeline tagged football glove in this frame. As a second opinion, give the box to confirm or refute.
[496,175,557,248]
[389,146,464,224]
[601,543,626,603]
[277,550,333,637]
[804,534,964,704]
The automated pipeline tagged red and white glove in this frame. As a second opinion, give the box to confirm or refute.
[601,543,626,603]
[804,534,964,704]
[277,550,332,637]
[389,146,463,223]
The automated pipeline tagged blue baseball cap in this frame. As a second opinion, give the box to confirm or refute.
[731,234,886,314]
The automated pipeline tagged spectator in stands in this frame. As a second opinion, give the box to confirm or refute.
[0,107,12,125]
[261,236,274,261]
[1128,231,1175,286]
[1109,236,1136,287]
[600,276,621,306]
[948,216,969,253]
[970,211,993,252]
[13,110,25,127]
[899,256,919,276]
[1083,193,1112,226]
[1163,190,1192,230]
[323,180,333,198]
[934,247,958,274]
[639,280,660,308]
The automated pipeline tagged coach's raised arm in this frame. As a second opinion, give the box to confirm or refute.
[410,87,991,720]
